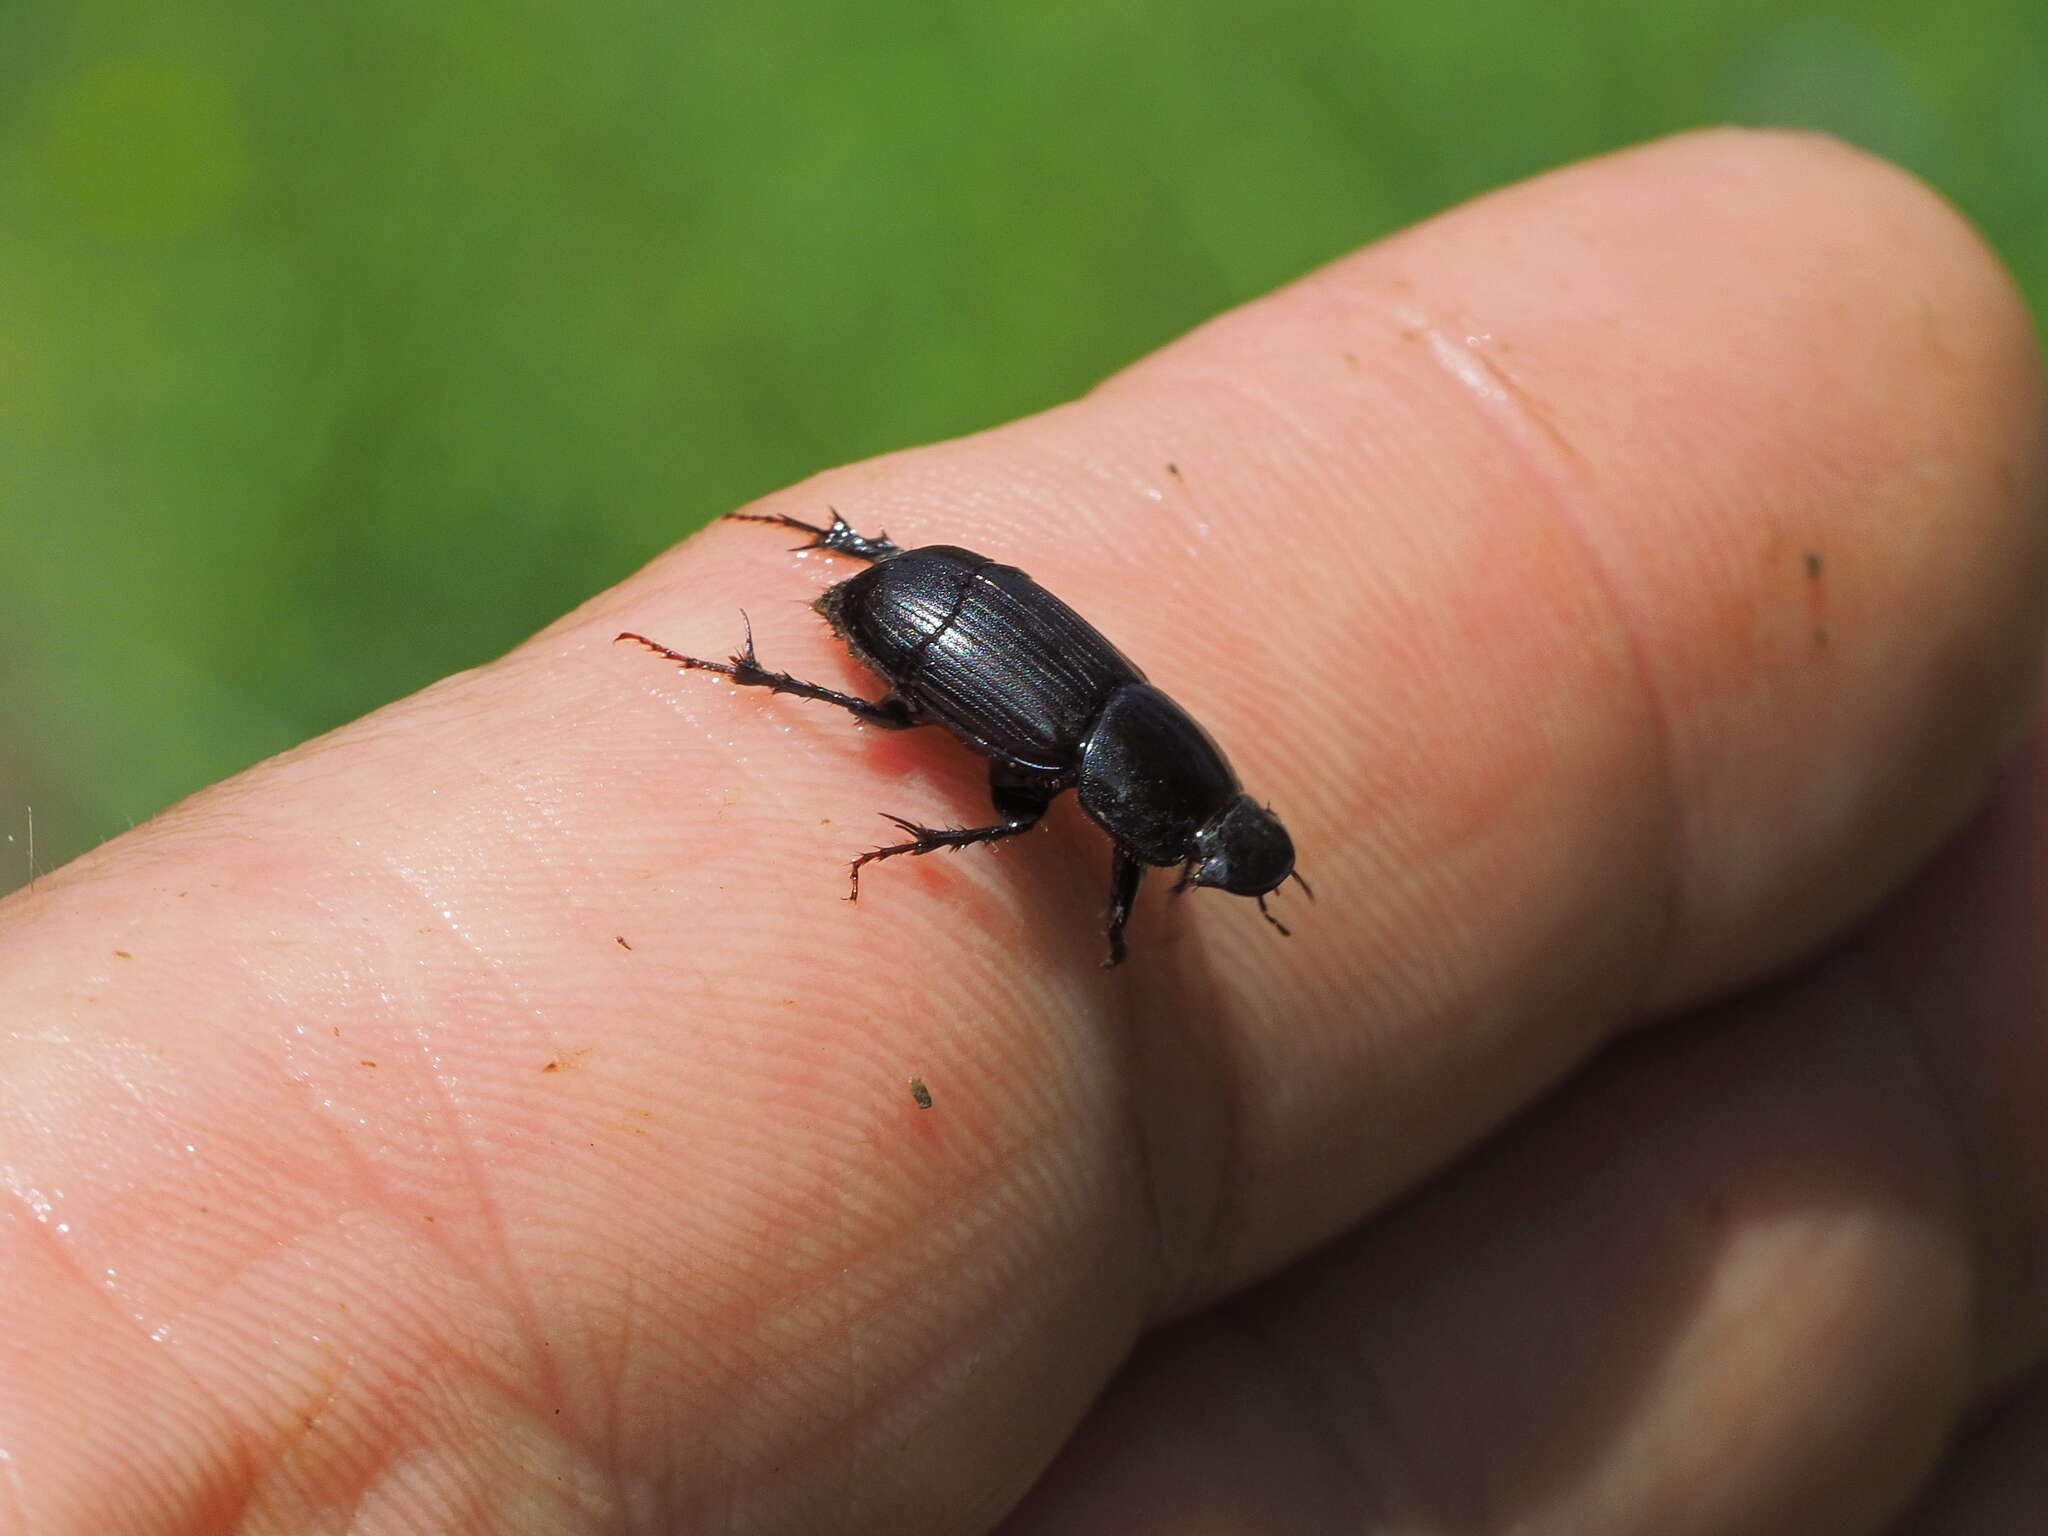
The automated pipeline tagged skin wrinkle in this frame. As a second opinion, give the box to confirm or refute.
[1448,336,1589,472]
[1031,438,1198,533]
[1112,945,1235,1325]
[1398,303,1687,1031]
[1302,1309,1439,1526]
[837,1225,860,1533]
[620,1058,1057,1523]
[1069,382,1385,1322]
[1846,937,2043,1401]
[1208,306,1667,1271]
[668,1282,893,1531]
[1282,1282,1477,1530]
[494,769,593,916]
[1096,285,1680,1320]
[183,1008,551,1496]
[246,1318,349,1529]
[283,846,575,1474]
[1202,1304,1393,1518]
[598,1257,639,1507]
[224,1124,416,1513]
[1127,365,1371,518]
[379,854,549,1032]
[391,1068,546,1425]
[1890,1365,2048,1534]
[5,1185,259,1527]
[182,1483,253,1536]
[1161,361,1355,464]
[203,1234,359,1528]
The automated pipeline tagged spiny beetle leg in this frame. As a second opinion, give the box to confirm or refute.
[726,507,901,563]
[848,809,1044,900]
[615,622,918,729]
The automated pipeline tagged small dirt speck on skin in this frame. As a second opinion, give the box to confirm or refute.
[616,935,633,950]
[1801,549,1829,653]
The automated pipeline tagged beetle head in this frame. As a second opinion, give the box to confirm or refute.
[1185,794,1294,897]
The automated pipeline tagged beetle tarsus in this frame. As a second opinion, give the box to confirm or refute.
[727,508,901,564]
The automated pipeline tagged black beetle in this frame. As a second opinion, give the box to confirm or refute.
[618,510,1306,964]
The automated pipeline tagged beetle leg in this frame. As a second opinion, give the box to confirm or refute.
[848,816,1037,900]
[847,770,1057,901]
[617,623,919,729]
[1255,894,1292,937]
[726,508,901,563]
[1105,848,1144,967]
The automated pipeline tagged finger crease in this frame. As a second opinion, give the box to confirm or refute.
[1846,939,2043,1393]
[1401,305,1689,1019]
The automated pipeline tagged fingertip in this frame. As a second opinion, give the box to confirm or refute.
[1319,123,2048,1007]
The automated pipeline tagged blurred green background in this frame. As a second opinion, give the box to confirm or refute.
[3,1,2044,891]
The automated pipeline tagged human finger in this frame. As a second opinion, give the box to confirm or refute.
[0,128,2041,1532]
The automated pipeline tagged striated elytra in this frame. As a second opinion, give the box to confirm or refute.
[619,510,1307,965]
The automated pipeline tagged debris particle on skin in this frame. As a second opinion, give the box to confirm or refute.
[1802,548,1829,652]
[615,935,633,950]
[909,1076,933,1110]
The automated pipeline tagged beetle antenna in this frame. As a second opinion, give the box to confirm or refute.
[1290,870,1314,901]
[1256,894,1293,937]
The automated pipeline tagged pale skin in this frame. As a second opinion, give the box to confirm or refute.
[3,129,2047,1534]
